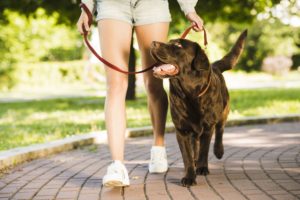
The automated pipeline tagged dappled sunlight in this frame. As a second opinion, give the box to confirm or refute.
[223,125,300,148]
[241,100,300,116]
[229,89,300,119]
[1,89,300,150]
[223,71,300,89]
[125,160,149,165]
[0,1,299,197]
[225,137,276,147]
[285,168,300,174]
[278,133,300,138]
[1,109,104,125]
[247,128,264,133]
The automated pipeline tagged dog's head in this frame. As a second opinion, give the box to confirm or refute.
[150,39,210,79]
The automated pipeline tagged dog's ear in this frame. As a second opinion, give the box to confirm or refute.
[192,42,210,71]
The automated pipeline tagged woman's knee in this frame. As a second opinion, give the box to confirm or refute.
[106,77,128,95]
[144,77,165,96]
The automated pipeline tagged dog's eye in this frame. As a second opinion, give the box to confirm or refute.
[174,43,183,48]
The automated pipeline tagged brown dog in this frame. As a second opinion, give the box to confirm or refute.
[150,30,247,187]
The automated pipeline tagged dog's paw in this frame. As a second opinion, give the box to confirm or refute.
[181,177,197,187]
[214,144,224,159]
[196,167,210,176]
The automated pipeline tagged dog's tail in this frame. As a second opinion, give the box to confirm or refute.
[212,29,247,73]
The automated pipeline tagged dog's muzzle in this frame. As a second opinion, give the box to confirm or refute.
[153,64,179,77]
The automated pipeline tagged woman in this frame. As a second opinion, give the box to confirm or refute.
[77,0,203,187]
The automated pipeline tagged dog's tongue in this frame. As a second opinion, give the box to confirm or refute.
[153,64,176,73]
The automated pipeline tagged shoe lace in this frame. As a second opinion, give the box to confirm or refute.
[107,163,124,176]
[151,150,166,163]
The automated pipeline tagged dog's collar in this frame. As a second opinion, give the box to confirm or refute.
[197,66,212,97]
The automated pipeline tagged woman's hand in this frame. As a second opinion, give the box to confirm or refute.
[186,12,204,32]
[76,11,91,35]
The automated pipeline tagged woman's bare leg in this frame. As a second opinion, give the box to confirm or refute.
[98,19,132,161]
[135,23,169,146]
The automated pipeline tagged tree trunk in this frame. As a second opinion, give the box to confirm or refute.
[126,32,136,100]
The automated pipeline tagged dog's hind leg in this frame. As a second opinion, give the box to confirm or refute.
[176,132,197,187]
[196,125,214,176]
[214,121,225,159]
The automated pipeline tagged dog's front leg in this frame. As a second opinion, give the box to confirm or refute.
[192,136,200,164]
[196,125,215,175]
[176,132,196,187]
[214,121,225,159]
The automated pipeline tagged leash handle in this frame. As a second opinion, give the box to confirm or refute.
[80,3,93,35]
[180,24,208,47]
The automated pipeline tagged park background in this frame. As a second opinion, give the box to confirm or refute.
[0,0,299,151]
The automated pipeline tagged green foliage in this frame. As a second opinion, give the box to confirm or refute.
[230,88,300,118]
[198,19,299,71]
[238,19,299,71]
[0,0,81,25]
[1,0,281,25]
[13,61,91,88]
[1,88,300,150]
[169,0,281,26]
[171,19,299,71]
[0,8,82,63]
[0,65,16,90]
[0,8,83,89]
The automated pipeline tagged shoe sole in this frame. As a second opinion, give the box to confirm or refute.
[149,165,168,173]
[149,169,168,173]
[103,180,129,187]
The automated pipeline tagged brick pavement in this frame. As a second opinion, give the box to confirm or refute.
[0,122,299,200]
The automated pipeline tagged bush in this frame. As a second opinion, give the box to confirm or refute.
[237,19,299,71]
[262,56,292,75]
[0,64,16,90]
[14,61,89,87]
[0,8,84,89]
[202,20,299,72]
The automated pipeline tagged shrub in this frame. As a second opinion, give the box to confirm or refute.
[14,61,89,87]
[204,20,299,71]
[0,8,84,89]
[262,56,292,75]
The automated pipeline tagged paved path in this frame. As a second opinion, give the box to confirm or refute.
[0,122,299,200]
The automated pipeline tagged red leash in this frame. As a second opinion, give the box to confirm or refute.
[180,24,208,47]
[79,3,208,75]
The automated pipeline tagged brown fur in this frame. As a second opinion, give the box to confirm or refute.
[150,30,247,187]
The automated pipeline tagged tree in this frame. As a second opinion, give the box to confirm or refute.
[1,0,281,24]
[0,0,282,97]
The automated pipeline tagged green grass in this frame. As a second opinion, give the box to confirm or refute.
[0,88,300,151]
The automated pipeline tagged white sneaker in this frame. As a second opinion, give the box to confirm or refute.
[103,160,130,187]
[149,146,168,173]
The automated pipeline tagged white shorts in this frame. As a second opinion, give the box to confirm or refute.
[95,0,172,26]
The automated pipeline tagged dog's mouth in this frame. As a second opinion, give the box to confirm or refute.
[151,50,179,78]
[153,64,179,78]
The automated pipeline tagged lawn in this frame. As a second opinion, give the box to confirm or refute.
[0,88,300,151]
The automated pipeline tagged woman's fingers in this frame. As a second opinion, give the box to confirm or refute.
[83,17,90,33]
[186,12,204,32]
[76,19,83,34]
[76,12,90,35]
[195,18,204,31]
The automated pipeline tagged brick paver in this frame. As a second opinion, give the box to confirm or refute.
[0,122,299,200]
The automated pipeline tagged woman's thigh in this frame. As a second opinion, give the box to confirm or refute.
[97,19,133,87]
[135,22,169,85]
